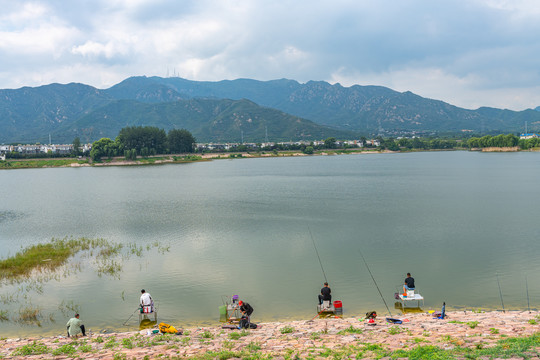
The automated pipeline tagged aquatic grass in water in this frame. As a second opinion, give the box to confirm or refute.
[0,237,114,282]
[18,305,41,324]
[0,237,170,333]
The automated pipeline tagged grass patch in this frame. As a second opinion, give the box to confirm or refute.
[51,344,76,356]
[337,325,363,334]
[387,325,403,335]
[0,159,88,169]
[280,326,295,334]
[467,321,479,329]
[0,237,116,281]
[12,341,49,356]
[201,330,214,339]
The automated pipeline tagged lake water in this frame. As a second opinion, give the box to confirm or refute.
[1,151,540,336]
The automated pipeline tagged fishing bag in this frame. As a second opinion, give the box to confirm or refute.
[365,311,377,319]
[159,322,178,334]
[239,318,258,329]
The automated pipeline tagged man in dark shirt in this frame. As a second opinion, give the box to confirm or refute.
[239,301,253,317]
[318,282,332,304]
[404,273,415,292]
[238,300,254,328]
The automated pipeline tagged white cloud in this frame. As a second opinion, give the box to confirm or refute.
[0,0,540,109]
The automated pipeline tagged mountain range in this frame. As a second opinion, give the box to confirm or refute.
[1,76,539,144]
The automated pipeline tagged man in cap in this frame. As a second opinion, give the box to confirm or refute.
[238,300,254,329]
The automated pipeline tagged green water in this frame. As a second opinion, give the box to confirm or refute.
[1,151,539,336]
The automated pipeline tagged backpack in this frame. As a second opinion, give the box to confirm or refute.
[159,322,179,334]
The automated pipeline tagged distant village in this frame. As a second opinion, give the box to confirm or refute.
[0,139,379,160]
[1,133,538,160]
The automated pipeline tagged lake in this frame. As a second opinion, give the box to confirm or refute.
[1,151,539,336]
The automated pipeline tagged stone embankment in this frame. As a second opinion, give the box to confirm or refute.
[1,311,539,359]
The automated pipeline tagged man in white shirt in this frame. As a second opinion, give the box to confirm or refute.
[140,289,154,313]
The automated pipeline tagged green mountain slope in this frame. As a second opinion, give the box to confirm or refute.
[54,98,357,143]
[115,76,540,134]
[0,83,112,143]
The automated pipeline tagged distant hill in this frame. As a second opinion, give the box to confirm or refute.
[53,98,356,143]
[0,83,111,143]
[111,76,540,134]
[2,76,540,144]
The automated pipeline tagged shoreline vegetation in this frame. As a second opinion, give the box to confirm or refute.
[1,311,540,359]
[0,238,169,329]
[0,146,538,170]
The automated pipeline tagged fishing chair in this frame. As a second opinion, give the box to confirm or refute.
[322,300,331,310]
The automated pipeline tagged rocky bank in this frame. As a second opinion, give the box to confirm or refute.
[1,311,540,359]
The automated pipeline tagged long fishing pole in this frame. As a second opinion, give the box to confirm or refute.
[496,273,505,313]
[308,226,328,284]
[122,308,140,326]
[526,275,530,313]
[359,249,392,317]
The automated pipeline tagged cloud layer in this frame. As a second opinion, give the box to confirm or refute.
[1,0,540,110]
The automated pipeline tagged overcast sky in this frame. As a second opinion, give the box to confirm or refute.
[1,0,540,110]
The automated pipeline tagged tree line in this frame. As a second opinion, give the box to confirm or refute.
[378,134,538,151]
[90,127,195,161]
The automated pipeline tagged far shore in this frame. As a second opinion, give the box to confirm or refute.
[1,147,538,170]
[1,310,540,359]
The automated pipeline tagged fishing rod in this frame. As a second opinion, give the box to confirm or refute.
[308,226,328,284]
[122,308,140,326]
[526,275,531,313]
[496,273,505,313]
[359,249,392,317]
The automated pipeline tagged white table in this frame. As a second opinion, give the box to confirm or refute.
[398,293,424,307]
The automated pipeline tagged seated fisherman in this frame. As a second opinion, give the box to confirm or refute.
[403,273,415,293]
[140,289,154,313]
[318,282,332,305]
[66,313,86,337]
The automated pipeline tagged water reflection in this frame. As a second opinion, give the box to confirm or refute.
[139,318,157,331]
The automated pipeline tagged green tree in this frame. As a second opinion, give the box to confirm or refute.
[117,126,167,155]
[72,137,81,156]
[167,129,196,153]
[90,138,114,161]
[303,146,314,155]
[386,140,400,151]
[324,137,337,149]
